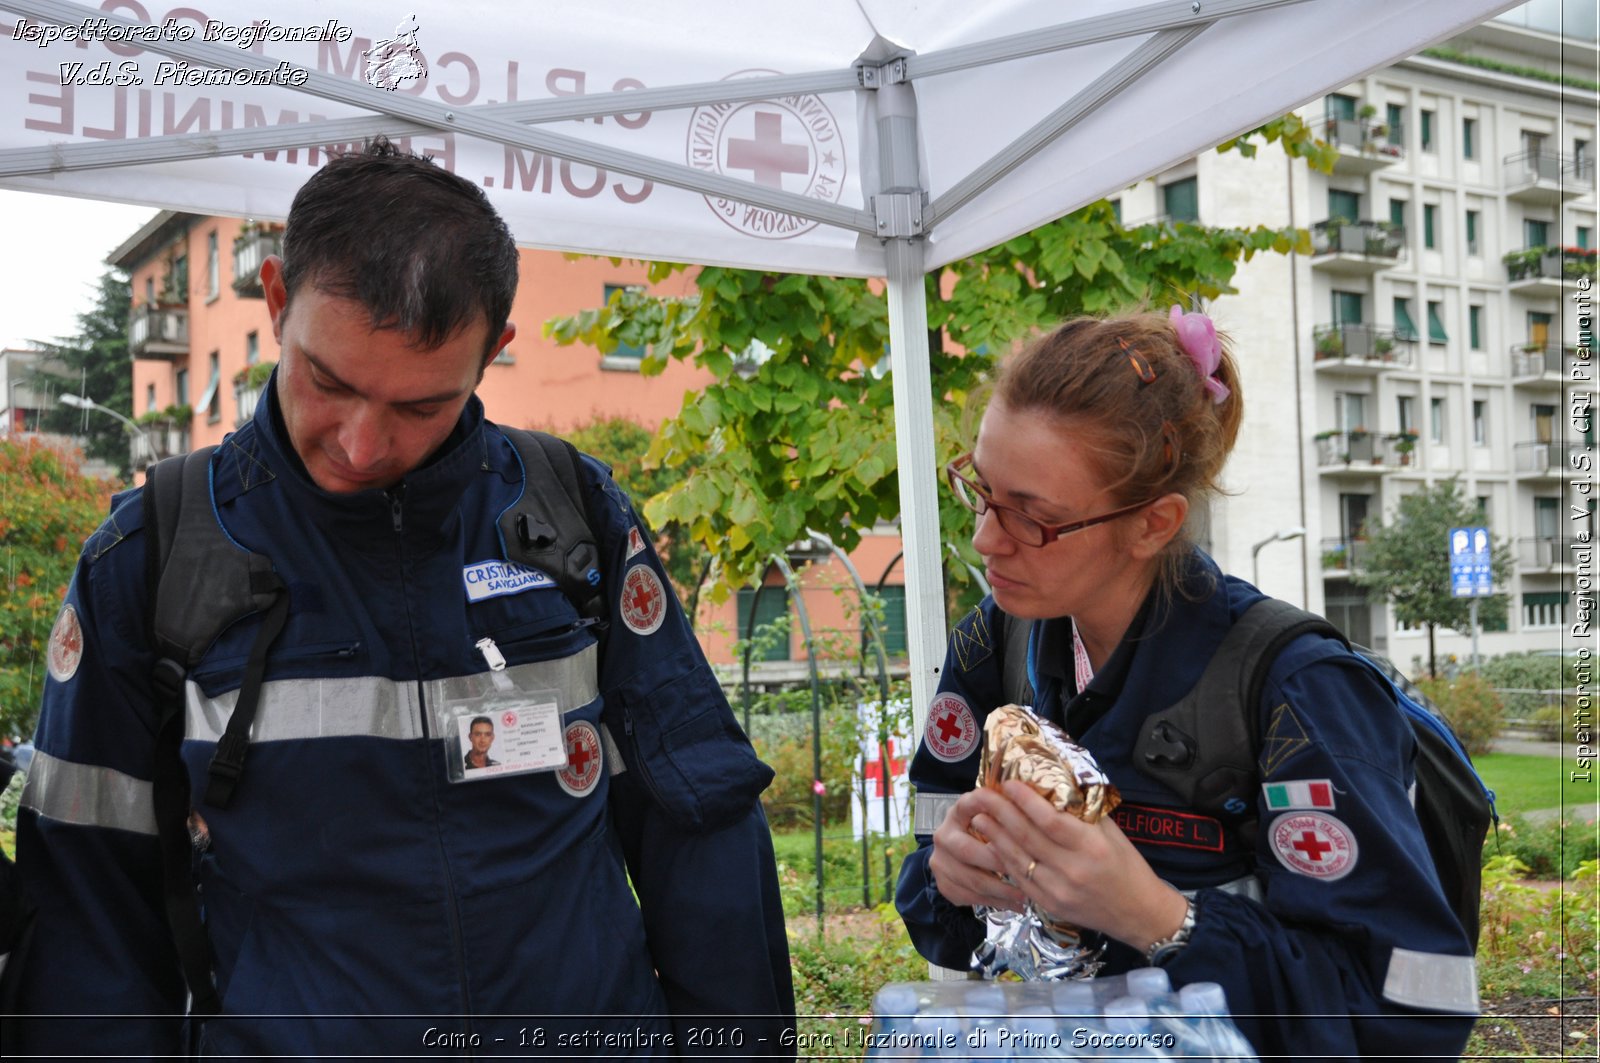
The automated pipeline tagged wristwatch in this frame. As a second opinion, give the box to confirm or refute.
[1144,896,1196,966]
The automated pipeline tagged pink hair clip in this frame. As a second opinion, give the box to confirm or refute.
[1169,305,1229,405]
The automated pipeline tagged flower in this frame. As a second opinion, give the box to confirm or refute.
[812,779,826,796]
[1169,305,1230,405]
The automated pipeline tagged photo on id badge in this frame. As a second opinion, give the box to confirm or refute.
[451,700,564,782]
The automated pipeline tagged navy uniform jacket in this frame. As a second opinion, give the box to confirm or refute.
[14,385,795,1056]
[896,553,1477,1062]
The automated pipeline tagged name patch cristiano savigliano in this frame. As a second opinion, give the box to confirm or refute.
[462,560,557,603]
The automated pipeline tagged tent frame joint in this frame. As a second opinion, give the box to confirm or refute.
[855,57,910,89]
[872,192,925,238]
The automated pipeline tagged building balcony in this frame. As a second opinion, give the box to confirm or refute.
[1311,324,1414,374]
[1315,430,1417,474]
[1319,536,1368,574]
[1322,117,1403,174]
[234,383,263,427]
[127,306,189,360]
[232,225,283,298]
[1309,220,1405,275]
[1516,536,1567,573]
[1505,246,1594,296]
[1509,341,1583,387]
[1503,150,1595,205]
[1513,440,1584,480]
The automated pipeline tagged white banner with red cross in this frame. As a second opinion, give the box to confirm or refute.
[851,699,911,841]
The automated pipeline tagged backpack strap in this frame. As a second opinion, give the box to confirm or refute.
[1132,598,1346,818]
[498,428,605,623]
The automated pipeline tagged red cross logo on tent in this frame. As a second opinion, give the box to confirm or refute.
[1269,812,1357,880]
[727,112,810,187]
[863,747,908,798]
[557,720,602,798]
[924,693,977,763]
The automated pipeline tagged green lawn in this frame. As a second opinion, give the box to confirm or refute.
[1474,752,1599,819]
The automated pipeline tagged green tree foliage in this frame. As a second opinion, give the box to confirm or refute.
[547,415,710,617]
[31,270,135,478]
[547,202,1310,601]
[1354,478,1512,674]
[0,439,116,738]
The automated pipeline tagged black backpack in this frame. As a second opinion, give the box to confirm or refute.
[999,599,1496,948]
[140,428,606,1018]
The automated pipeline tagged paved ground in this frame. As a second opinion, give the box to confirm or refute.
[1490,735,1568,758]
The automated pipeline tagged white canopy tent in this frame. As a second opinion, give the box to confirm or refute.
[0,0,1518,727]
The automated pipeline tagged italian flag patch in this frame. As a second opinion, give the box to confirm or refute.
[1263,779,1336,811]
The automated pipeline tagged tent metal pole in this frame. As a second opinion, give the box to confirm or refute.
[873,74,945,737]
[926,24,1207,228]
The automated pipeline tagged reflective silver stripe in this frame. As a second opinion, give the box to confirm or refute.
[20,750,157,835]
[1185,873,1265,904]
[913,792,960,836]
[1383,948,1480,1013]
[598,721,627,776]
[186,644,599,743]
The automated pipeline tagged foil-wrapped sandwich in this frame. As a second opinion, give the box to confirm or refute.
[971,704,1121,980]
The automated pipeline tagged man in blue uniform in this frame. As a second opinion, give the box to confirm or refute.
[13,139,794,1056]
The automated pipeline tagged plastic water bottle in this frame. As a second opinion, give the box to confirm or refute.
[1100,996,1173,1059]
[1125,966,1173,999]
[1176,981,1258,1061]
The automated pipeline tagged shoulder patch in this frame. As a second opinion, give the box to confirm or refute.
[619,563,667,636]
[951,608,993,673]
[557,720,603,797]
[924,692,979,762]
[47,604,84,682]
[1259,702,1312,777]
[1268,811,1358,881]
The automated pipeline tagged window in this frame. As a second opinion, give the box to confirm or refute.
[1339,492,1371,543]
[1465,210,1480,255]
[1386,103,1405,145]
[1332,290,1364,325]
[170,254,188,302]
[1576,139,1592,174]
[1524,218,1549,248]
[1394,297,1418,342]
[600,284,645,364]
[1430,397,1446,443]
[1579,226,1593,251]
[735,584,791,661]
[1423,204,1437,249]
[175,367,189,407]
[201,352,222,424]
[1162,176,1199,223]
[1328,189,1361,223]
[1533,403,1557,444]
[1475,496,1490,522]
[144,276,155,305]
[1396,395,1415,433]
[1336,392,1367,433]
[1522,130,1546,157]
[145,383,156,414]
[1389,199,1407,231]
[1522,591,1568,629]
[1468,305,1483,351]
[246,331,259,365]
[1528,310,1552,347]
[1462,117,1477,159]
[1472,399,1487,446]
[1109,198,1121,224]
[1420,109,1435,152]
[206,231,219,299]
[1534,496,1560,540]
[869,585,909,658]
[1426,301,1448,344]
[1326,93,1357,121]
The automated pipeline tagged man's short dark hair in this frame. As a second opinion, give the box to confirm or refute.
[470,716,494,732]
[280,137,519,354]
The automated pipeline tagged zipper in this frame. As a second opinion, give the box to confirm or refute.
[621,706,670,810]
[390,485,474,1050]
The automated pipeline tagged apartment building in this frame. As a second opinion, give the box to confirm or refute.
[1122,4,1596,664]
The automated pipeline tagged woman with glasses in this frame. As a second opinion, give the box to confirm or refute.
[895,308,1475,1059]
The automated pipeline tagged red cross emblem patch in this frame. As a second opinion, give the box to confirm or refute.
[619,564,667,636]
[47,603,83,682]
[924,693,978,763]
[557,720,603,798]
[1269,812,1358,881]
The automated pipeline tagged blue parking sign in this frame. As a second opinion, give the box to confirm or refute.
[1449,526,1492,597]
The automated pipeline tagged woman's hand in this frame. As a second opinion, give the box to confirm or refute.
[927,789,1028,912]
[959,781,1190,953]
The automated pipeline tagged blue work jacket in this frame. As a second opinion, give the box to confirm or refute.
[14,382,794,1056]
[896,553,1477,1062]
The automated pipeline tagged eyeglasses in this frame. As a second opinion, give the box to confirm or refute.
[945,453,1154,548]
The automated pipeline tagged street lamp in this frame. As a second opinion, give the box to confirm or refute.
[59,393,155,467]
[1251,526,1307,587]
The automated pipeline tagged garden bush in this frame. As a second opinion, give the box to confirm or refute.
[1484,817,1600,880]
[1479,652,1573,721]
[1417,672,1504,757]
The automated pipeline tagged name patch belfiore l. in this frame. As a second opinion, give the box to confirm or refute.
[1112,803,1226,852]
[462,560,557,603]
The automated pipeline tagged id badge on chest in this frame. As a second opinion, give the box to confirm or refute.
[435,637,570,784]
